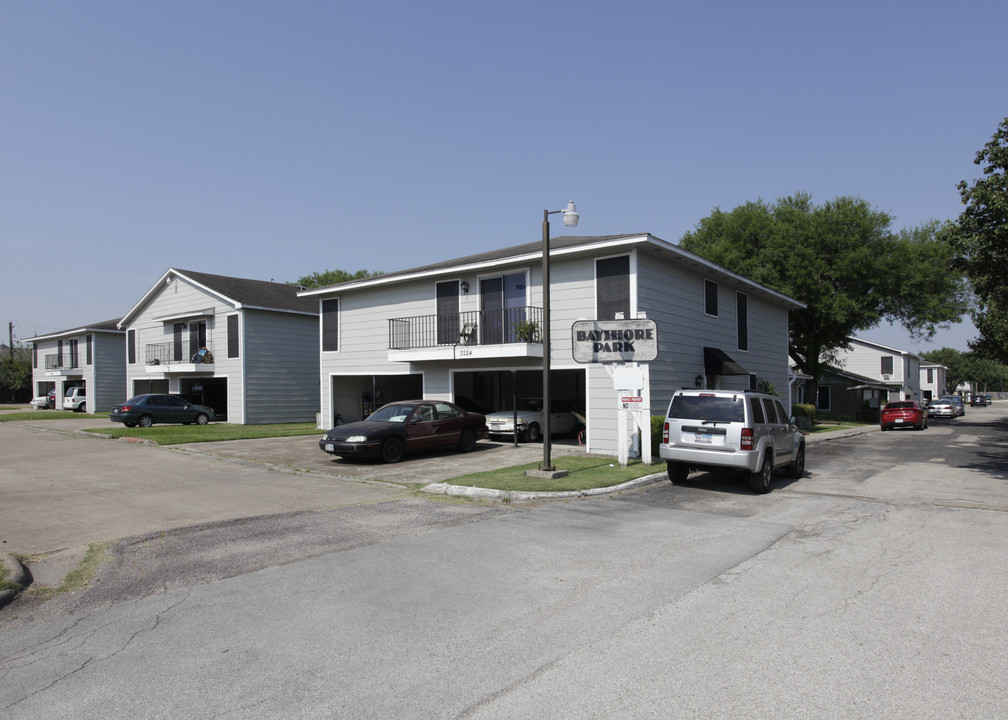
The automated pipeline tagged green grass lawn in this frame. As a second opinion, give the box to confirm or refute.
[448,455,663,492]
[0,410,105,421]
[84,422,321,445]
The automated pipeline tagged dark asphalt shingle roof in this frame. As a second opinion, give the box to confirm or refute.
[174,269,317,314]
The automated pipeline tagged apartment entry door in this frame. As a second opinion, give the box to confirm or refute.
[481,273,526,345]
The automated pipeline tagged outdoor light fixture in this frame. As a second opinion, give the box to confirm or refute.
[541,201,580,472]
[460,280,469,294]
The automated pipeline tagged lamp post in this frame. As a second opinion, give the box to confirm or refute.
[540,200,579,471]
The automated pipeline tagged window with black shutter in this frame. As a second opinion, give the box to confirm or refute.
[704,279,718,316]
[322,299,339,351]
[736,292,748,351]
[128,330,136,364]
[227,315,239,358]
[86,334,92,365]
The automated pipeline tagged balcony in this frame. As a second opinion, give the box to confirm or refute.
[387,307,544,362]
[144,341,215,373]
[44,354,82,376]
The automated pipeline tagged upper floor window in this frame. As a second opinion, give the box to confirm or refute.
[926,368,934,383]
[704,279,718,317]
[127,330,136,364]
[227,315,240,358]
[736,292,748,351]
[86,334,92,365]
[596,255,630,320]
[881,356,894,375]
[322,299,339,351]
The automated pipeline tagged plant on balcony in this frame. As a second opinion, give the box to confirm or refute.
[512,319,541,343]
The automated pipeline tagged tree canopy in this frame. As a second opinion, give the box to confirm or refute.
[293,268,383,289]
[922,347,1008,395]
[679,193,970,396]
[950,116,1008,362]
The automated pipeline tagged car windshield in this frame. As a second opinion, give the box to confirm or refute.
[367,404,416,423]
[518,399,544,412]
[670,395,745,422]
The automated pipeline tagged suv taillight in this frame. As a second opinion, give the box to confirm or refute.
[663,422,669,443]
[741,427,754,450]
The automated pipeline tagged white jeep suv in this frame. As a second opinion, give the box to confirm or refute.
[659,389,805,493]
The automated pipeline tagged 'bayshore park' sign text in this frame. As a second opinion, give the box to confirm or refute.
[571,319,658,364]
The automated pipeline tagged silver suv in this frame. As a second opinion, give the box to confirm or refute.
[659,389,805,493]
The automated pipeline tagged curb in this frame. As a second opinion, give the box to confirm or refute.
[420,472,667,501]
[0,553,29,608]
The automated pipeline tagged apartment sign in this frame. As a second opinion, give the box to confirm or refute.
[571,319,658,364]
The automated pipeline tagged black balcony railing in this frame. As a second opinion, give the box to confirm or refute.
[145,341,215,366]
[388,307,543,351]
[44,354,79,370]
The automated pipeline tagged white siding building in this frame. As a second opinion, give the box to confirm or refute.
[302,234,803,458]
[118,269,319,424]
[920,362,948,401]
[834,337,923,403]
[30,320,125,413]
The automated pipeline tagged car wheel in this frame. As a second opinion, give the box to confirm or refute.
[786,443,805,479]
[77,403,86,413]
[124,421,137,428]
[666,461,689,484]
[749,454,773,494]
[195,413,209,425]
[458,428,477,453]
[381,436,404,463]
[525,423,542,443]
[138,415,153,428]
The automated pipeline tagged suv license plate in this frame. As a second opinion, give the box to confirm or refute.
[695,432,712,443]
[325,443,334,452]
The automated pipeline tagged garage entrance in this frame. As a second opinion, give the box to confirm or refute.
[453,369,585,416]
[181,377,227,421]
[330,374,423,425]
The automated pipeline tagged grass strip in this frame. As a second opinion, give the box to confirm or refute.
[448,454,662,492]
[0,410,105,421]
[85,422,322,445]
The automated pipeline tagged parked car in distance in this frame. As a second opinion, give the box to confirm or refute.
[927,398,957,418]
[30,388,56,410]
[880,401,927,431]
[319,400,488,463]
[970,393,989,407]
[940,395,965,416]
[110,394,215,428]
[63,386,86,412]
[484,398,580,442]
[658,389,805,494]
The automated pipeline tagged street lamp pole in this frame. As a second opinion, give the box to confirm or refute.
[540,201,579,471]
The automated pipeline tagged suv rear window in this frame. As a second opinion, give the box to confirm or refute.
[669,394,745,422]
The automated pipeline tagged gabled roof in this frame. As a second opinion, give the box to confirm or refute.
[298,233,805,309]
[31,318,125,342]
[118,268,317,328]
[847,336,921,360]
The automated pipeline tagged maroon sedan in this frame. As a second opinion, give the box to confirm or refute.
[880,401,928,431]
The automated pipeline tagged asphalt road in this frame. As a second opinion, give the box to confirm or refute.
[1,407,1007,718]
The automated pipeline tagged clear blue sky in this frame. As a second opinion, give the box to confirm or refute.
[3,0,1004,355]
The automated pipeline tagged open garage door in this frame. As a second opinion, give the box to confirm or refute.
[453,369,585,417]
[181,377,227,421]
[330,374,423,425]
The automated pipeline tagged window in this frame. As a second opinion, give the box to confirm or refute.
[86,334,92,365]
[596,255,630,320]
[926,368,934,383]
[817,386,831,411]
[69,339,79,368]
[749,397,766,423]
[881,356,894,375]
[704,279,718,316]
[32,343,37,369]
[189,321,207,356]
[173,323,185,362]
[322,299,339,351]
[227,315,239,358]
[128,330,136,364]
[736,292,748,351]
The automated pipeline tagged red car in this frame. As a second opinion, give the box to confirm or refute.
[880,401,928,431]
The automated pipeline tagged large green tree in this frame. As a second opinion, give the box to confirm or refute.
[293,268,383,289]
[680,193,970,399]
[0,344,32,402]
[950,116,1008,362]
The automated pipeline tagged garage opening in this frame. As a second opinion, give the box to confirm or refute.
[330,374,423,424]
[453,369,585,416]
[181,377,227,421]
